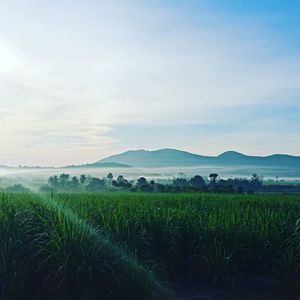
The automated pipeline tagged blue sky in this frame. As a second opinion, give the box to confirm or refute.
[0,0,299,166]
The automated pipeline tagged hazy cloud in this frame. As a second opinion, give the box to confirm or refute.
[0,0,299,165]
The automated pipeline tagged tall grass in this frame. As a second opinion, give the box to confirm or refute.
[55,193,300,282]
[0,192,299,299]
[0,193,172,300]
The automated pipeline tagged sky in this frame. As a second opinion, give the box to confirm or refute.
[0,0,299,166]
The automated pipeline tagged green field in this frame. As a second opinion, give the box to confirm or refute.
[0,192,299,299]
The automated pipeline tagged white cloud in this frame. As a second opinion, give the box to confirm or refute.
[0,0,299,165]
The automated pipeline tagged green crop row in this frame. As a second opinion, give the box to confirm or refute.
[0,192,299,299]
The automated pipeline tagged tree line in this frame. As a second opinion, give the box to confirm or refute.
[39,173,268,194]
[1,173,299,194]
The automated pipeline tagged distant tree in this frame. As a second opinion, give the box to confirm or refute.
[136,177,150,192]
[117,175,125,185]
[39,184,54,193]
[250,173,263,191]
[172,178,189,192]
[216,179,235,193]
[155,183,165,193]
[71,176,80,191]
[80,174,87,185]
[137,177,147,185]
[86,177,106,192]
[173,178,188,187]
[209,173,219,185]
[48,175,59,189]
[112,175,132,189]
[106,173,113,188]
[6,184,30,193]
[59,173,70,187]
[111,180,117,187]
[189,175,205,189]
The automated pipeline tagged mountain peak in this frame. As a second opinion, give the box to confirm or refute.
[96,148,300,169]
[218,151,246,158]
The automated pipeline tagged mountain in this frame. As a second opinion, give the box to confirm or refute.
[99,149,213,167]
[99,148,300,168]
[0,162,132,170]
[218,151,300,167]
[2,149,299,171]
[64,162,132,169]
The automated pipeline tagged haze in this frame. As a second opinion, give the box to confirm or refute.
[0,0,299,167]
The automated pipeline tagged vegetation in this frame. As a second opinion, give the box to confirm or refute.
[0,193,170,300]
[5,184,31,193]
[0,192,299,299]
[41,172,300,194]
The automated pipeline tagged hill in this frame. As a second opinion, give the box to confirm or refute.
[64,162,132,169]
[99,148,300,168]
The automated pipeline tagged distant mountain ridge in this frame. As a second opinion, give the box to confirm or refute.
[64,162,132,169]
[1,149,299,170]
[98,148,300,168]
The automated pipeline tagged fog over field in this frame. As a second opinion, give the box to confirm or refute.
[1,165,299,191]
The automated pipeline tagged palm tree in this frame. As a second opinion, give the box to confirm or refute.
[80,174,87,185]
[48,175,59,189]
[209,173,218,185]
[79,174,87,191]
[59,173,70,187]
[107,173,113,188]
